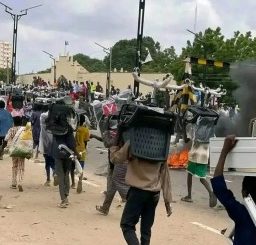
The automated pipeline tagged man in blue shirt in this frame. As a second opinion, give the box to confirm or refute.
[0,100,13,160]
[211,135,256,244]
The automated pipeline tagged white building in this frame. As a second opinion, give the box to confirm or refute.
[0,41,12,69]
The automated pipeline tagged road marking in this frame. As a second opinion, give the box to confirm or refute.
[207,175,232,183]
[74,176,100,188]
[96,148,108,153]
[224,179,232,183]
[83,179,100,188]
[191,222,222,235]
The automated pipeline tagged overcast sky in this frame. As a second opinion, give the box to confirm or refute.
[0,0,255,74]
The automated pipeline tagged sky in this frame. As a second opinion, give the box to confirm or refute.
[0,0,255,74]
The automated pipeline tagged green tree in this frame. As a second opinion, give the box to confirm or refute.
[105,36,162,72]
[38,68,51,74]
[71,29,256,106]
[0,68,11,83]
[73,53,106,72]
[180,27,256,104]
[217,31,256,62]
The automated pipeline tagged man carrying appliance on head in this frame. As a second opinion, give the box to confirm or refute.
[46,102,80,208]
[110,104,173,245]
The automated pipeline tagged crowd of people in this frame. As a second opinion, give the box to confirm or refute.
[0,79,255,245]
[31,76,122,102]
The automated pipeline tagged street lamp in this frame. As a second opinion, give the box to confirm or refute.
[186,29,208,84]
[95,42,112,98]
[0,2,42,84]
[42,50,56,84]
[186,29,207,58]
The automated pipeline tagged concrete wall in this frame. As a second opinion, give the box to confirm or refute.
[18,72,177,95]
[17,55,176,95]
[55,55,89,81]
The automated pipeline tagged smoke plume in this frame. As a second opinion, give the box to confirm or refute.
[215,115,236,137]
[215,61,256,137]
[231,61,256,136]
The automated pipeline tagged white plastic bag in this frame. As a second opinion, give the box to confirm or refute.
[74,158,83,177]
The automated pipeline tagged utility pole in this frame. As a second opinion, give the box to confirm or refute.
[133,0,146,98]
[42,50,56,84]
[95,42,112,98]
[0,2,42,84]
[6,57,9,85]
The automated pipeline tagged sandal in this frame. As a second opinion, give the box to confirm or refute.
[181,196,193,203]
[58,203,67,208]
[63,198,70,206]
[10,185,17,189]
[96,205,108,216]
[58,198,69,208]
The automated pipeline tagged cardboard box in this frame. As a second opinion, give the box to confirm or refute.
[210,137,256,176]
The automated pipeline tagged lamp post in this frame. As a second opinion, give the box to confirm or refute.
[0,2,42,84]
[187,29,208,84]
[95,42,112,98]
[42,50,56,84]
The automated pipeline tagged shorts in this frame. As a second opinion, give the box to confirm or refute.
[187,161,207,178]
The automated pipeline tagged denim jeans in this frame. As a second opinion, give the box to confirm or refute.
[44,154,55,181]
[120,187,160,245]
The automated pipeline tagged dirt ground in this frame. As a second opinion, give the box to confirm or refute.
[0,141,232,245]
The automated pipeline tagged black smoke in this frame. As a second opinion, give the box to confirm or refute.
[215,61,256,137]
[231,61,256,136]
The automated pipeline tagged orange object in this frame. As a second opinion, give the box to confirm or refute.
[168,149,188,169]
[179,149,189,166]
